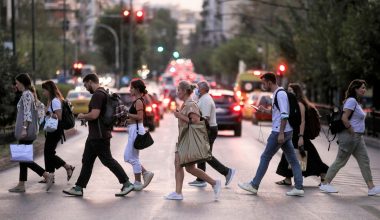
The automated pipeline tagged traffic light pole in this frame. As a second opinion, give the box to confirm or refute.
[63,0,67,82]
[128,0,134,80]
[31,0,36,82]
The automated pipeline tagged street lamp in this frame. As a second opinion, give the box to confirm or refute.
[157,46,164,53]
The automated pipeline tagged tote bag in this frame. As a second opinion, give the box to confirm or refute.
[10,144,34,162]
[177,120,212,167]
[14,98,39,141]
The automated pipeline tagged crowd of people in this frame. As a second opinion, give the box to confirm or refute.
[8,72,380,200]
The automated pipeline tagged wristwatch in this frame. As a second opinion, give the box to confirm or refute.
[298,134,304,137]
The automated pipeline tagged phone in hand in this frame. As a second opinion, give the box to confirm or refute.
[250,105,259,110]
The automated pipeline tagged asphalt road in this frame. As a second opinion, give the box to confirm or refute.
[1,115,380,220]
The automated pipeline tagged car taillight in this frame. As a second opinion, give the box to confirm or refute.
[233,105,241,112]
[146,106,153,112]
[163,98,170,105]
[152,103,157,108]
[248,100,254,105]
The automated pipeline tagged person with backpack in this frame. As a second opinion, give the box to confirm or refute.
[63,73,134,197]
[123,79,154,191]
[320,79,380,196]
[275,83,329,186]
[39,80,75,183]
[9,73,54,193]
[238,72,304,196]
[187,81,236,187]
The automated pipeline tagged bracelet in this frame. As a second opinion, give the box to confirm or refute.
[298,134,303,137]
[22,126,27,129]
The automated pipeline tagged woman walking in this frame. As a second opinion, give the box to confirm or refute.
[320,79,380,195]
[275,83,329,185]
[39,80,75,183]
[9,73,54,193]
[164,80,221,201]
[124,79,154,191]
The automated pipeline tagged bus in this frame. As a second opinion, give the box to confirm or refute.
[234,69,267,103]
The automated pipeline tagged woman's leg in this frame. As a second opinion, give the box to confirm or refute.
[185,164,216,186]
[44,130,66,173]
[351,135,374,189]
[174,152,184,194]
[124,125,142,182]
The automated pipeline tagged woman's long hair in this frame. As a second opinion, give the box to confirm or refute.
[288,83,314,109]
[42,80,64,101]
[130,78,148,95]
[344,79,366,102]
[15,73,33,92]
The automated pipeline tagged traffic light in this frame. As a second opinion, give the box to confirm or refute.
[135,10,144,24]
[173,51,180,59]
[277,64,286,76]
[73,62,83,76]
[157,46,164,53]
[122,9,131,23]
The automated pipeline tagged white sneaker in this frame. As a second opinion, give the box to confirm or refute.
[142,171,154,188]
[320,183,338,193]
[133,182,143,191]
[286,188,304,197]
[368,186,380,196]
[225,168,236,186]
[238,182,257,195]
[212,180,221,201]
[164,192,183,200]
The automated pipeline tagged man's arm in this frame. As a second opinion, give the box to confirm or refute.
[78,109,100,121]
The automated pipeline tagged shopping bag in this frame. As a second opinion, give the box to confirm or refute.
[10,144,34,162]
[177,120,212,167]
[288,149,308,171]
[44,116,58,132]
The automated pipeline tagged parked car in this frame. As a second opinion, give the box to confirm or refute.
[242,91,272,124]
[66,89,92,115]
[209,89,243,137]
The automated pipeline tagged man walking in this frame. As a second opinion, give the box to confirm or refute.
[238,72,304,196]
[63,74,134,197]
[188,81,236,187]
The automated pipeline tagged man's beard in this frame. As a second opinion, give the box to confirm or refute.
[88,87,94,94]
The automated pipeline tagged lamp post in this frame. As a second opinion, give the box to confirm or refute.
[95,24,120,71]
[128,0,134,79]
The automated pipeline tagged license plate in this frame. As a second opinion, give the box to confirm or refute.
[216,108,228,113]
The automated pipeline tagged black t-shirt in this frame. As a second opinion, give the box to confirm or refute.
[88,88,112,140]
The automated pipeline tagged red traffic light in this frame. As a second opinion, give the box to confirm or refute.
[279,64,286,72]
[135,10,144,24]
[122,9,131,23]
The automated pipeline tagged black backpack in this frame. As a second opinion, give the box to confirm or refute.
[304,106,321,140]
[274,89,301,130]
[98,89,125,130]
[60,100,75,130]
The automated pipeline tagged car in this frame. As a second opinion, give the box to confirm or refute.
[242,91,272,124]
[66,89,92,115]
[209,89,243,137]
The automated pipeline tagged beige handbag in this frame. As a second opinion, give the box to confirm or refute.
[177,120,212,167]
[288,149,308,171]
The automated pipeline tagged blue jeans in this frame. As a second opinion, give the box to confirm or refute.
[251,131,303,190]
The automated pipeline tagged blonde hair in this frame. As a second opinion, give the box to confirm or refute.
[178,80,196,95]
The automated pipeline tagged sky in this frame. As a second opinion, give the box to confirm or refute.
[134,0,203,11]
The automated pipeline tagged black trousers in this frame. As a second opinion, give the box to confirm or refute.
[196,126,229,181]
[75,138,129,188]
[19,140,45,181]
[44,129,66,173]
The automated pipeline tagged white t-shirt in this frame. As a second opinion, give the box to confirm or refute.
[197,93,217,127]
[344,97,366,133]
[48,98,62,114]
[272,88,292,133]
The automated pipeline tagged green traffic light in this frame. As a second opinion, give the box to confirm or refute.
[157,46,164,53]
[173,51,180,58]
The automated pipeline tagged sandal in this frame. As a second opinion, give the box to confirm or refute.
[275,179,292,186]
[66,166,75,181]
[38,178,55,184]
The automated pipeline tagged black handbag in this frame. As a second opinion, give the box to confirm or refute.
[134,122,154,150]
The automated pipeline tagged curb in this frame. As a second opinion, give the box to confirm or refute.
[0,128,78,172]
